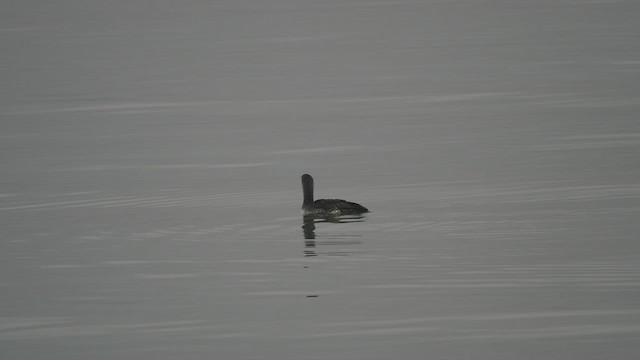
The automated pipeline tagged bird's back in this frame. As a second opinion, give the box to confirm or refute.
[311,199,369,215]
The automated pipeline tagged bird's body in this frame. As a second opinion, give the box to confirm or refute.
[301,174,369,216]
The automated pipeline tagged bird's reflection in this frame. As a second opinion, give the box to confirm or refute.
[302,214,366,239]
[302,215,318,240]
[302,214,367,257]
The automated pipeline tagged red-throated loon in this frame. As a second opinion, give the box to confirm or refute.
[301,174,369,215]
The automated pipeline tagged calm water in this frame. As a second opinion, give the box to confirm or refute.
[2,1,640,359]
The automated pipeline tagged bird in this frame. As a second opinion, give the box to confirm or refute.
[301,174,369,216]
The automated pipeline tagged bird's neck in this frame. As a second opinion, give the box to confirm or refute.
[303,182,314,206]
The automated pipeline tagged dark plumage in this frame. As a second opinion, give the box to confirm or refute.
[301,174,369,216]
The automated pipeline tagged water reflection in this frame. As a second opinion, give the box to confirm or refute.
[302,214,367,239]
[302,214,367,257]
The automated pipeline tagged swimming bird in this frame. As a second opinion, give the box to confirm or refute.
[301,174,369,216]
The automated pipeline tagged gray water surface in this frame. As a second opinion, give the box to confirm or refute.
[2,1,640,359]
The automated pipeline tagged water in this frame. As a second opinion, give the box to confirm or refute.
[2,1,640,359]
